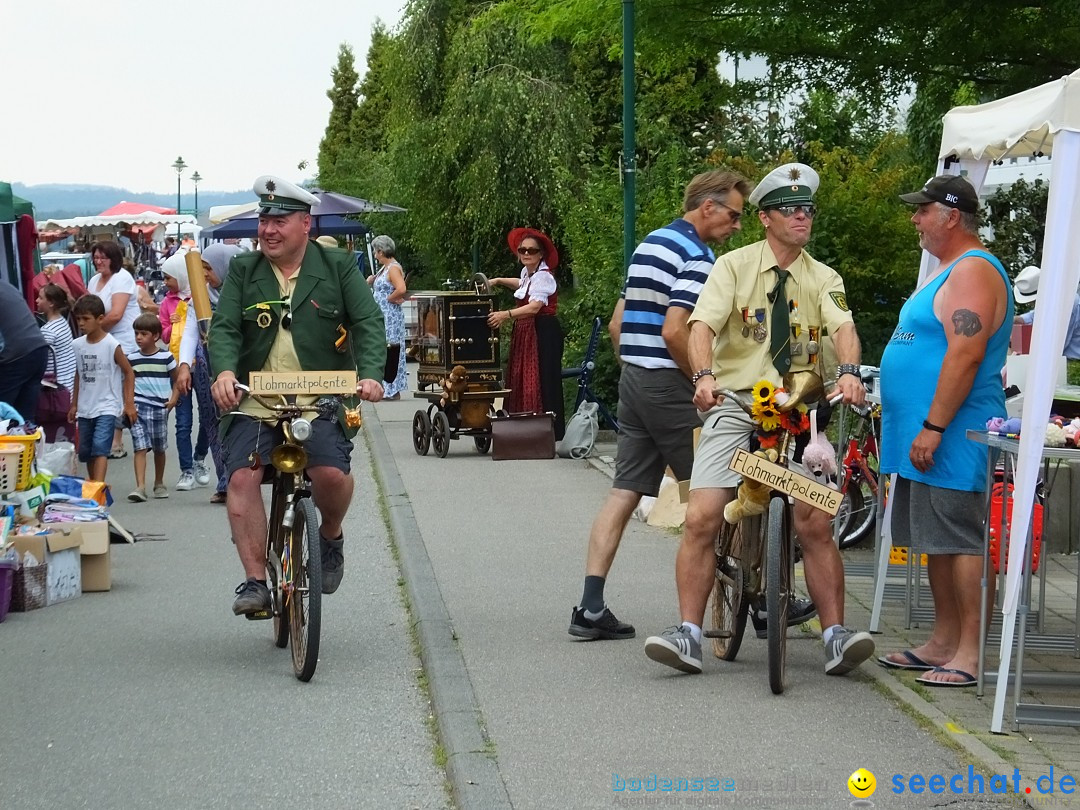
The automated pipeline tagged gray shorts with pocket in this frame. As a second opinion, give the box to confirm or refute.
[890,475,985,555]
[613,364,699,497]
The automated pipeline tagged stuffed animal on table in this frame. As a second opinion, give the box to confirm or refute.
[1045,422,1068,448]
[724,448,778,524]
[439,365,469,408]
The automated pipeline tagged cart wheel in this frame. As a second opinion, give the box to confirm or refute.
[474,435,492,455]
[412,410,431,456]
[432,411,451,458]
[472,272,491,294]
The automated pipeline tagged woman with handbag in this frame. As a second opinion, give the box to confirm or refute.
[486,227,566,440]
[35,284,78,442]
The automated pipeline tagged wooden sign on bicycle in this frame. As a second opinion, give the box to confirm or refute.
[249,371,358,396]
[729,447,843,516]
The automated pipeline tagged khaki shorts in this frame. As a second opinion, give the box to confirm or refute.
[689,399,756,490]
[690,398,819,490]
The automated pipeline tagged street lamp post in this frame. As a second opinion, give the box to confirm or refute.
[190,171,202,218]
[171,156,187,218]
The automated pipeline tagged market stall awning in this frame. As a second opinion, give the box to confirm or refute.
[41,213,197,230]
[940,68,1080,161]
[98,201,176,217]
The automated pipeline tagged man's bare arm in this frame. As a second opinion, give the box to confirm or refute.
[608,299,625,359]
[661,306,693,377]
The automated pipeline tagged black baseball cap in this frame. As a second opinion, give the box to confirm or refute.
[899,174,979,214]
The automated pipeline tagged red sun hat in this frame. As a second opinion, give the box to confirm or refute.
[507,227,559,270]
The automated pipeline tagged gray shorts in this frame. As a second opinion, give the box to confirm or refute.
[890,476,985,555]
[689,399,756,490]
[612,364,699,497]
[221,415,354,480]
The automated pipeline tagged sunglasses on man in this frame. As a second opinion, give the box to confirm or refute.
[770,204,816,219]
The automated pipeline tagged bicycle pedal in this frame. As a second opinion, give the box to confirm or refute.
[244,609,273,621]
[703,629,730,638]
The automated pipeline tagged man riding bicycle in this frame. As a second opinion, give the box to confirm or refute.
[209,175,386,616]
[644,163,875,676]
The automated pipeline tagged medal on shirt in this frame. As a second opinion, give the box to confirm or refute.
[752,308,767,342]
[807,326,821,362]
[256,312,273,329]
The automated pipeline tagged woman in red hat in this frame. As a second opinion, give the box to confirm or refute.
[486,227,565,439]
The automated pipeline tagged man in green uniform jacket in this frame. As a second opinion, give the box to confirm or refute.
[209,174,386,616]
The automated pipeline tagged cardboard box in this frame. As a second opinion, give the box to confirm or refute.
[10,529,83,605]
[77,520,111,592]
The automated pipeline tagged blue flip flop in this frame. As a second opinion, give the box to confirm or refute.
[878,650,935,671]
[916,667,977,687]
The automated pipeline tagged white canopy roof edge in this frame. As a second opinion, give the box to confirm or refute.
[207,202,258,224]
[933,67,1080,734]
[939,68,1080,161]
[41,213,198,230]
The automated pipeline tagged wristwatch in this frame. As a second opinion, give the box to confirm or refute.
[691,368,715,385]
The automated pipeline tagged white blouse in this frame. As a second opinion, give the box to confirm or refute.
[514,263,557,306]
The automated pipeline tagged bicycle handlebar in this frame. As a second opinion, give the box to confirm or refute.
[230,382,339,418]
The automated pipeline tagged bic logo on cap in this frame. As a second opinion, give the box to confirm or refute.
[848,768,877,798]
[946,193,959,203]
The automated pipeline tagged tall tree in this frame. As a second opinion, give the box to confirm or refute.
[317,44,360,187]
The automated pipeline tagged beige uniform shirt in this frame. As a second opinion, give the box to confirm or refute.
[239,264,317,418]
[689,240,853,391]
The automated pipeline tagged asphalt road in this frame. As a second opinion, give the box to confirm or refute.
[0,424,447,810]
[375,391,1020,810]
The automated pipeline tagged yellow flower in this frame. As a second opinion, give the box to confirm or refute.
[752,380,776,404]
[752,401,782,432]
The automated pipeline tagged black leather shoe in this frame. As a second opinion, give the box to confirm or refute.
[568,606,636,640]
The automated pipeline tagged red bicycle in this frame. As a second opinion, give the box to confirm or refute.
[834,402,880,550]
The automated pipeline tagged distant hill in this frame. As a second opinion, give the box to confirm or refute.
[14,183,255,220]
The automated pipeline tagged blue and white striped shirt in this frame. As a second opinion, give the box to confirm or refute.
[128,349,176,408]
[619,218,714,369]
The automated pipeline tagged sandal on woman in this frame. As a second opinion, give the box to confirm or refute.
[210,491,227,504]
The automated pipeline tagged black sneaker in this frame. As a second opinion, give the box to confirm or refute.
[568,606,636,640]
[751,597,817,639]
[232,578,272,616]
[321,534,344,594]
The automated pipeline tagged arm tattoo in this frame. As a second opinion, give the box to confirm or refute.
[951,309,983,337]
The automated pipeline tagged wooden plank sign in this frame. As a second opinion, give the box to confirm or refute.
[728,447,842,516]
[248,371,357,396]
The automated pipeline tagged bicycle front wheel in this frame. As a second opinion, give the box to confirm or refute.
[711,520,749,661]
[766,496,792,695]
[287,497,322,682]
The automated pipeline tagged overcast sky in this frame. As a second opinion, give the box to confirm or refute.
[1,0,404,193]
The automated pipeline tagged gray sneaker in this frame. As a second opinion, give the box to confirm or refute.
[825,627,875,675]
[644,625,703,674]
[193,459,211,487]
[176,471,196,491]
[232,578,272,616]
[321,534,344,594]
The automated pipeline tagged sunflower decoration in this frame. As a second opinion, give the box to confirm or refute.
[752,379,776,404]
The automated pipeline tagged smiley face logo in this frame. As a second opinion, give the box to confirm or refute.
[848,768,876,798]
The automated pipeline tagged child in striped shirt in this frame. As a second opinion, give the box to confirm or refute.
[127,314,178,502]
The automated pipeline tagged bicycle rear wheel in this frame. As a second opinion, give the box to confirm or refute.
[711,520,749,661]
[835,469,878,549]
[766,496,792,695]
[287,497,322,682]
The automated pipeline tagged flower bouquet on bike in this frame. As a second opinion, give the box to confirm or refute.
[709,370,845,694]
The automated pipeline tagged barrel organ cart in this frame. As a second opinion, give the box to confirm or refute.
[411,283,510,457]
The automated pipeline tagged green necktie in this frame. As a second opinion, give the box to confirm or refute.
[768,266,791,375]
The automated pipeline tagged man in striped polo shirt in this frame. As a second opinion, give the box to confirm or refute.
[569,170,750,641]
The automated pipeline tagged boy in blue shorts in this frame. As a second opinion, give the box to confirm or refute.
[68,295,137,483]
[127,313,178,502]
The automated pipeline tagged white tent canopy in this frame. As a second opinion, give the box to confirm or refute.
[207,202,257,224]
[933,67,1080,733]
[40,212,198,230]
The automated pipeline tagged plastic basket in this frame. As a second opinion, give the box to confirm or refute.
[988,483,1043,574]
[889,546,928,567]
[0,430,41,493]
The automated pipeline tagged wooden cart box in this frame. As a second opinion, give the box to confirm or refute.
[414,291,503,388]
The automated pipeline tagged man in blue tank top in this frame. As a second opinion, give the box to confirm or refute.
[879,175,1013,687]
